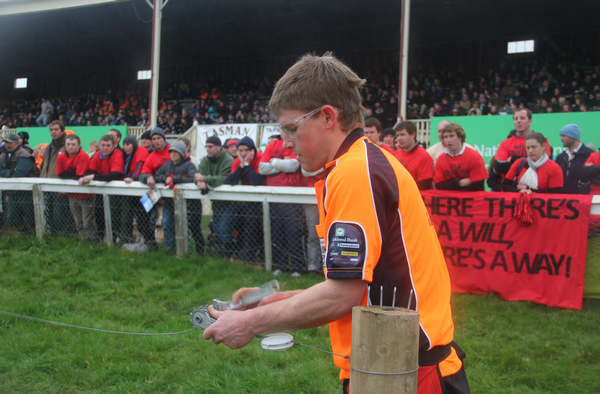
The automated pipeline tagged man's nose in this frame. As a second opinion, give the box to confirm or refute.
[281,133,294,150]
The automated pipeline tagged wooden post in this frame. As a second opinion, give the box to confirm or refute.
[174,188,188,256]
[350,306,420,394]
[32,185,46,239]
[103,193,114,248]
[262,199,272,272]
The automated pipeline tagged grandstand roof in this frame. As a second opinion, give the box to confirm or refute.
[0,0,598,78]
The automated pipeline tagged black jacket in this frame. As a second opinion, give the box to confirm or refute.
[555,143,594,194]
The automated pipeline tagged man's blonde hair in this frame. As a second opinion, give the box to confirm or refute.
[269,52,366,132]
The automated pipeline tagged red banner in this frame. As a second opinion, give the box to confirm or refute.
[421,191,593,310]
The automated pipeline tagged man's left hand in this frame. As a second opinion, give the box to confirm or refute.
[203,306,256,349]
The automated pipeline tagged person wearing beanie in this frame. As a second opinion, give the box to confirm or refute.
[17,131,33,154]
[196,135,234,256]
[141,130,154,153]
[227,137,266,263]
[226,138,239,158]
[118,134,151,244]
[0,132,37,234]
[555,123,594,194]
[138,127,172,249]
[381,128,396,151]
[152,140,197,252]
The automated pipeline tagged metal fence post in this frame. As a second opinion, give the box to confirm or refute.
[174,188,188,256]
[32,185,46,239]
[262,198,272,272]
[103,193,114,248]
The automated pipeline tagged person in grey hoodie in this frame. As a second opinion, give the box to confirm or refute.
[152,141,197,251]
[36,98,54,127]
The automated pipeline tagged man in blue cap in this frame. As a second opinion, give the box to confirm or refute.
[555,124,594,194]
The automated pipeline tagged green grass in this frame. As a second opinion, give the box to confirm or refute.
[1,235,599,393]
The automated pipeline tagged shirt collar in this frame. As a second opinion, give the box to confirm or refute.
[325,128,365,174]
[445,143,466,157]
[566,141,582,159]
[331,128,364,162]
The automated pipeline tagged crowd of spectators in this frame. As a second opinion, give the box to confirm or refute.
[2,57,600,134]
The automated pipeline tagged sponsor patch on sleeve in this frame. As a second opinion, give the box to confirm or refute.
[326,222,366,279]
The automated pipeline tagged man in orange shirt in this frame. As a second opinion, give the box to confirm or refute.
[204,53,469,394]
[393,120,433,190]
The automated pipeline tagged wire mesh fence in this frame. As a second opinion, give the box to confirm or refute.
[0,180,321,273]
[1,179,599,286]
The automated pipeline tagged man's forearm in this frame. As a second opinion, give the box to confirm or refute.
[248,279,366,333]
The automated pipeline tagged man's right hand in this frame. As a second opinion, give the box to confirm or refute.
[197,181,207,190]
[195,173,205,181]
[147,176,155,189]
[458,178,471,187]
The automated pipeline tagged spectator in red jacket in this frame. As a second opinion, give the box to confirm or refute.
[139,127,172,249]
[120,134,151,244]
[259,135,306,276]
[56,134,97,243]
[364,118,394,154]
[434,122,488,191]
[393,121,433,190]
[228,137,266,264]
[80,134,124,242]
[502,132,564,193]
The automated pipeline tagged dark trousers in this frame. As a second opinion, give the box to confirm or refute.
[270,203,305,272]
[7,191,35,234]
[136,201,157,248]
[238,202,263,263]
[45,193,71,235]
[187,199,205,254]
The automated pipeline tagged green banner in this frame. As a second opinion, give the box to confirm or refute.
[16,126,128,152]
[430,112,600,164]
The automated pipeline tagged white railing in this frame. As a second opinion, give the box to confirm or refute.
[0,178,317,269]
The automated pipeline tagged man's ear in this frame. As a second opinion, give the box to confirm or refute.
[321,105,339,130]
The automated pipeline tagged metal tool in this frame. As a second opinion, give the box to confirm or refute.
[190,306,216,331]
[212,280,280,311]
[190,280,280,332]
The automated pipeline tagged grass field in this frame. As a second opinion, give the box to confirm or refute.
[1,235,599,393]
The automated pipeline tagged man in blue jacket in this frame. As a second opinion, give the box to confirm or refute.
[555,124,594,194]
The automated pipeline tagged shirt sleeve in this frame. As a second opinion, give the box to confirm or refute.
[76,152,90,176]
[495,140,510,162]
[260,142,274,162]
[89,153,100,172]
[504,159,520,182]
[109,152,124,174]
[322,168,382,282]
[433,154,448,183]
[468,151,488,182]
[548,163,565,189]
[416,152,433,182]
[55,154,65,174]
